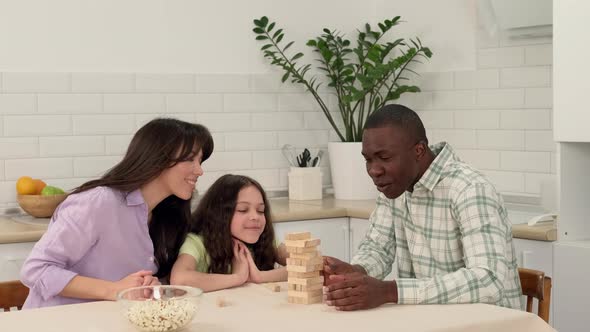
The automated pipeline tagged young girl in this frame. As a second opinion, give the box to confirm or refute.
[170,174,288,292]
[20,118,214,308]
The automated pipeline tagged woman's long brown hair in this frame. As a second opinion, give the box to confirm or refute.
[190,174,278,274]
[72,118,214,278]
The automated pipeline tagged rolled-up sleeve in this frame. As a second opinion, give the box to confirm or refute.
[20,190,102,301]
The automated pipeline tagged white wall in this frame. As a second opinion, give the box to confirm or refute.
[0,0,475,73]
[0,0,555,208]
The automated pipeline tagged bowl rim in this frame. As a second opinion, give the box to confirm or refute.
[116,285,203,301]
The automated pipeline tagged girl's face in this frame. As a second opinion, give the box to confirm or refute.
[159,148,203,200]
[230,185,266,244]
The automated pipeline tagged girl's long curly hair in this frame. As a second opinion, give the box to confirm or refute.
[190,174,277,274]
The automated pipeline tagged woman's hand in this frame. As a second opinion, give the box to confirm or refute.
[232,239,249,286]
[240,242,263,283]
[110,270,155,300]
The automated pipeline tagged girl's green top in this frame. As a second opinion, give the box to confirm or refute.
[178,232,280,273]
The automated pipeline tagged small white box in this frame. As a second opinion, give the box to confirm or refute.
[288,167,322,200]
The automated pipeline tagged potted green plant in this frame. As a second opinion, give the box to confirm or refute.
[253,16,432,199]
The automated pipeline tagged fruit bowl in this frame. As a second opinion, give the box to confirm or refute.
[17,194,67,218]
[117,285,202,332]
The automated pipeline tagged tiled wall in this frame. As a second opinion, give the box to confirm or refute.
[399,30,554,203]
[0,34,554,208]
[0,72,336,207]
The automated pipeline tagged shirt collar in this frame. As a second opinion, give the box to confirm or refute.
[125,188,146,206]
[414,142,457,192]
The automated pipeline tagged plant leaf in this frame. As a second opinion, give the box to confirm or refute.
[267,22,275,32]
[281,72,290,83]
[291,52,304,61]
[273,29,283,39]
[284,41,295,51]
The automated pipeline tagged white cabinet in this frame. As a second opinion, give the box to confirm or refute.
[512,238,553,277]
[273,218,350,262]
[553,241,590,332]
[349,218,397,280]
[0,242,35,282]
[554,1,590,142]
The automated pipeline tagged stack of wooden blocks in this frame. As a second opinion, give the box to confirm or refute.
[285,232,323,304]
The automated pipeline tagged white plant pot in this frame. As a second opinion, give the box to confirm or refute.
[288,166,322,200]
[328,142,378,200]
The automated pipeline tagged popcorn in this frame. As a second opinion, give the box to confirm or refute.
[124,299,198,332]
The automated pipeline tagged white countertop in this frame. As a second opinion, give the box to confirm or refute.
[0,197,557,244]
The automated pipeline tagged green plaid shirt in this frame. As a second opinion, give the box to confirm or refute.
[352,142,523,310]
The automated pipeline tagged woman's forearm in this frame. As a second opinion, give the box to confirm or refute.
[59,275,117,301]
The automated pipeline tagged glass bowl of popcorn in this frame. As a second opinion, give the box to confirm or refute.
[117,285,202,332]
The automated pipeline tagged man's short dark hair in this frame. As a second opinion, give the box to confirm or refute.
[364,104,428,144]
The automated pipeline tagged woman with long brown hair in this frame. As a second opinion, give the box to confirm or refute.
[20,118,213,308]
[170,174,288,291]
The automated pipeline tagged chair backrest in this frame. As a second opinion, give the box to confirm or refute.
[518,267,552,323]
[0,280,29,312]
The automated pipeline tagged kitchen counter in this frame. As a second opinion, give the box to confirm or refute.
[0,197,557,244]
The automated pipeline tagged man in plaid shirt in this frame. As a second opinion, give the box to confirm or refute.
[323,104,523,311]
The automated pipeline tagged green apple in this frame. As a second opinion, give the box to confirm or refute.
[40,185,65,196]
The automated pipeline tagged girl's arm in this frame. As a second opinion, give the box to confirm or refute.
[244,243,288,283]
[170,241,250,292]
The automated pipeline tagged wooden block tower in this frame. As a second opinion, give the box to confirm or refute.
[285,232,323,304]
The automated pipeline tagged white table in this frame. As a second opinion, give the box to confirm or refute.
[0,283,556,332]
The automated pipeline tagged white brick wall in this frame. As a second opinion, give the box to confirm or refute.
[0,35,555,206]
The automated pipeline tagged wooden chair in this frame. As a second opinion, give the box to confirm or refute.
[0,280,29,312]
[518,267,552,323]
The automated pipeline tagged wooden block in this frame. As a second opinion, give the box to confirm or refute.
[288,251,320,259]
[288,276,324,286]
[288,295,323,304]
[216,296,231,307]
[288,289,323,299]
[288,270,321,278]
[285,246,319,254]
[284,238,321,248]
[286,257,323,266]
[287,263,323,273]
[288,283,323,292]
[285,232,311,241]
[263,283,281,292]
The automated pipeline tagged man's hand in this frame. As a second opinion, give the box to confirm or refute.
[322,256,366,285]
[323,273,398,311]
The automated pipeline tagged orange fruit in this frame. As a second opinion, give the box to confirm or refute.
[33,179,47,195]
[16,176,37,195]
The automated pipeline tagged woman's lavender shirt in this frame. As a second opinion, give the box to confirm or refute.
[20,187,157,309]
